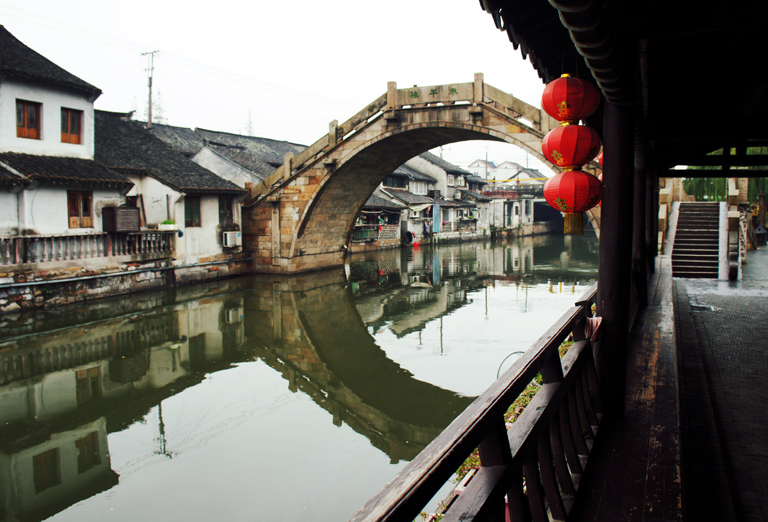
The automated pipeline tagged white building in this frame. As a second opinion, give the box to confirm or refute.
[0,25,131,239]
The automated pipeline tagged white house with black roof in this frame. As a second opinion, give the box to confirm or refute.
[0,25,133,241]
[405,152,491,239]
[95,111,247,263]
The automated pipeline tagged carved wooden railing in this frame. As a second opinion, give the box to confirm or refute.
[351,285,601,522]
[0,231,175,266]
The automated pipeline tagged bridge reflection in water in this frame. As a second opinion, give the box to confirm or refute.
[0,236,596,521]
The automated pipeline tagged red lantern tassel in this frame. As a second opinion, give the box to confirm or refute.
[563,212,583,235]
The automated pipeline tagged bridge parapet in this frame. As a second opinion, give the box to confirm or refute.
[246,73,556,204]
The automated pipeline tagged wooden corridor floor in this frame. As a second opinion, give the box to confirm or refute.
[568,246,768,521]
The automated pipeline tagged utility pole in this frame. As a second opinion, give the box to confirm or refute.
[142,50,159,130]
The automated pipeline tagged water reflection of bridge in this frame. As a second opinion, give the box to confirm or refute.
[242,274,473,462]
[0,270,472,520]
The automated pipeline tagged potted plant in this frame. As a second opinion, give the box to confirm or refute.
[158,219,177,231]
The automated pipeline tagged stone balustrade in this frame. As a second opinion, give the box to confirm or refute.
[0,231,175,267]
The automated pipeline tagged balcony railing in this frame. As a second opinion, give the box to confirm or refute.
[0,231,175,267]
[441,219,478,233]
[351,225,400,242]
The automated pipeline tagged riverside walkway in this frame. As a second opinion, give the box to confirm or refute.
[571,245,768,522]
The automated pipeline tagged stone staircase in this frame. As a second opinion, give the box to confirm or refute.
[672,202,720,278]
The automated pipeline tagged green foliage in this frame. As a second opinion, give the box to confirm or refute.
[683,146,768,203]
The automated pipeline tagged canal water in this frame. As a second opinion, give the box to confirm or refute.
[0,235,597,522]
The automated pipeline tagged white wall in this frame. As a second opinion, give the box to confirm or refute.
[127,174,179,225]
[406,156,449,196]
[175,195,225,261]
[19,186,124,235]
[0,79,95,159]
[0,191,19,235]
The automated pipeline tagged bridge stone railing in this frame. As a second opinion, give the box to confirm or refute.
[246,73,556,204]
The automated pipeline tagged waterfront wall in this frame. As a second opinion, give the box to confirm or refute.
[0,254,252,315]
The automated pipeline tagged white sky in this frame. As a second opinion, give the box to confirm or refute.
[1,0,554,173]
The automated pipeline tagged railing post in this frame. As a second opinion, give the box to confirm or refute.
[283,152,294,182]
[473,72,484,104]
[329,120,339,145]
[477,416,513,522]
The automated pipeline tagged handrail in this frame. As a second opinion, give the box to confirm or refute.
[350,284,601,521]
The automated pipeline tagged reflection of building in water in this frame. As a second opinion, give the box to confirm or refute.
[0,418,118,522]
[384,281,467,338]
[0,295,245,520]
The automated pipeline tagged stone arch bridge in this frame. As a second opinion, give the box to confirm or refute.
[243,73,601,273]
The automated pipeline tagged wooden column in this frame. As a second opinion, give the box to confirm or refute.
[597,101,634,418]
[646,165,659,270]
[632,132,648,306]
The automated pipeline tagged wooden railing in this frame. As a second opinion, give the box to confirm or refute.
[0,231,175,266]
[351,285,601,522]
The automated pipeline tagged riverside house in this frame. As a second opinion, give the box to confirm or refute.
[0,26,248,314]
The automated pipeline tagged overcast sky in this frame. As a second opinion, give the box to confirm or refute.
[1,0,554,173]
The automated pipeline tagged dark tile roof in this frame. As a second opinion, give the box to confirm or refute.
[0,152,131,188]
[194,129,305,168]
[207,145,274,178]
[364,191,407,211]
[388,166,410,178]
[466,175,487,185]
[419,151,472,175]
[457,188,491,202]
[95,111,244,195]
[0,164,25,186]
[383,188,435,206]
[0,25,101,99]
[148,124,206,156]
[400,164,437,183]
[434,197,470,208]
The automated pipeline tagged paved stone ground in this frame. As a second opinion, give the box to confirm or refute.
[677,246,768,522]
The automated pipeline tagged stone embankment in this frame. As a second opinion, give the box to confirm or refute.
[0,254,252,315]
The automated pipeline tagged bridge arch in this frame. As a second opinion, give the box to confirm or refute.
[244,74,601,273]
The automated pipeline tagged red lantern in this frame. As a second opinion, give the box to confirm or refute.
[597,151,603,166]
[543,170,601,234]
[542,125,601,169]
[542,74,601,123]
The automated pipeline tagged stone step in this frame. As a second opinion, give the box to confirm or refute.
[672,266,719,278]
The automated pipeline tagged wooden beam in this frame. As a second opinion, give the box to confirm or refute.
[672,155,768,167]
[665,169,768,178]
